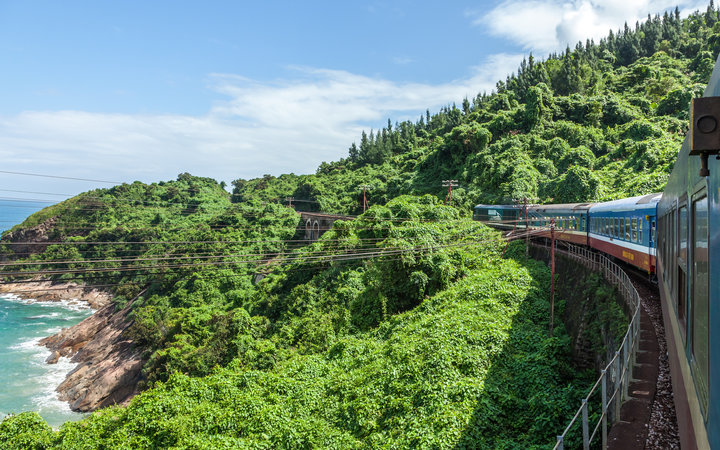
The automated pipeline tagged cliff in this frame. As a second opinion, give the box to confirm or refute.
[39,298,145,412]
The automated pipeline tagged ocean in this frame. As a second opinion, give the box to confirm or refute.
[0,295,93,427]
[0,198,45,235]
[0,200,91,427]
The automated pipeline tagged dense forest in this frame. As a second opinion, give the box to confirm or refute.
[2,3,719,448]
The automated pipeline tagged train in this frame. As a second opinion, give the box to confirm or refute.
[473,59,720,449]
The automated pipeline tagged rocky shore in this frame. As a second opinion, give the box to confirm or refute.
[39,299,144,412]
[0,280,112,309]
[0,280,145,412]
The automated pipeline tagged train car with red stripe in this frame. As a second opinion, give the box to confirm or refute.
[587,194,660,274]
[526,203,593,245]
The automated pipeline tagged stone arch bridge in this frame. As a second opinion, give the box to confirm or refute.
[299,212,355,241]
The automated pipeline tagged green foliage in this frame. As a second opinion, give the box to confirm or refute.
[0,413,53,449]
[4,5,720,447]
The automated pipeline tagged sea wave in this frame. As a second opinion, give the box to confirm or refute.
[0,293,88,427]
[0,294,94,313]
[3,336,82,421]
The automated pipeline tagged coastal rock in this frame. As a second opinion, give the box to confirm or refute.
[0,216,58,259]
[46,351,60,364]
[0,280,112,309]
[39,299,145,412]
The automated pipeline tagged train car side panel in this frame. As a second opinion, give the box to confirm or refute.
[656,60,720,447]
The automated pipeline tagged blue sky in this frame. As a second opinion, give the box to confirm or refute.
[0,0,710,201]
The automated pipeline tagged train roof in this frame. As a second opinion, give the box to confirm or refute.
[530,202,594,212]
[474,202,594,212]
[589,193,661,213]
[473,204,518,209]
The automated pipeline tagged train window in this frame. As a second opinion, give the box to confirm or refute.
[623,219,630,241]
[691,195,709,411]
[658,216,664,261]
[679,207,688,264]
[669,211,674,285]
[613,218,618,238]
[631,218,637,241]
[639,218,643,243]
[678,205,688,338]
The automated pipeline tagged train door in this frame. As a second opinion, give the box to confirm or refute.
[649,217,655,247]
[690,187,710,415]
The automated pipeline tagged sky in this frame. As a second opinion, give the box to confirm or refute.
[0,0,711,203]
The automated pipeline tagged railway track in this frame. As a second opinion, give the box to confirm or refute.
[608,271,680,449]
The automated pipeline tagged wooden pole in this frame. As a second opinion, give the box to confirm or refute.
[363,186,367,212]
[550,218,556,337]
[524,197,529,259]
[358,185,371,212]
[441,180,458,206]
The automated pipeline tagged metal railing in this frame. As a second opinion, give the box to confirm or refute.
[533,242,641,450]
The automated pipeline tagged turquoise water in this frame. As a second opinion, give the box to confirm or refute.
[0,294,93,427]
[0,202,90,427]
[0,199,45,234]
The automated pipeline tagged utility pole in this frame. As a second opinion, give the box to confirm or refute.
[442,180,459,206]
[524,197,529,259]
[358,185,371,212]
[285,197,294,209]
[550,219,556,337]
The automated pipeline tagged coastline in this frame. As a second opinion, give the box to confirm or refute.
[0,280,112,310]
[0,294,93,428]
[0,280,144,413]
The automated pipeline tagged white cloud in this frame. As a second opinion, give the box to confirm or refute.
[476,0,710,54]
[0,57,524,196]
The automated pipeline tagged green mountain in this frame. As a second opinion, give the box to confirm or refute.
[234,6,717,212]
[2,4,719,449]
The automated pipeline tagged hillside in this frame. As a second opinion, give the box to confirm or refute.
[234,6,718,213]
[2,4,719,449]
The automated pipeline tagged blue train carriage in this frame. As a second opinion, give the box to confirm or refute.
[472,204,521,230]
[587,194,660,273]
[526,203,593,245]
[655,59,720,449]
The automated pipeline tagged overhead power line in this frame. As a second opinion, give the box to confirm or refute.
[0,237,501,279]
[0,170,122,184]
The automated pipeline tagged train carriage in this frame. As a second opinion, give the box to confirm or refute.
[527,203,593,245]
[655,59,720,448]
[587,194,660,273]
[472,204,521,230]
